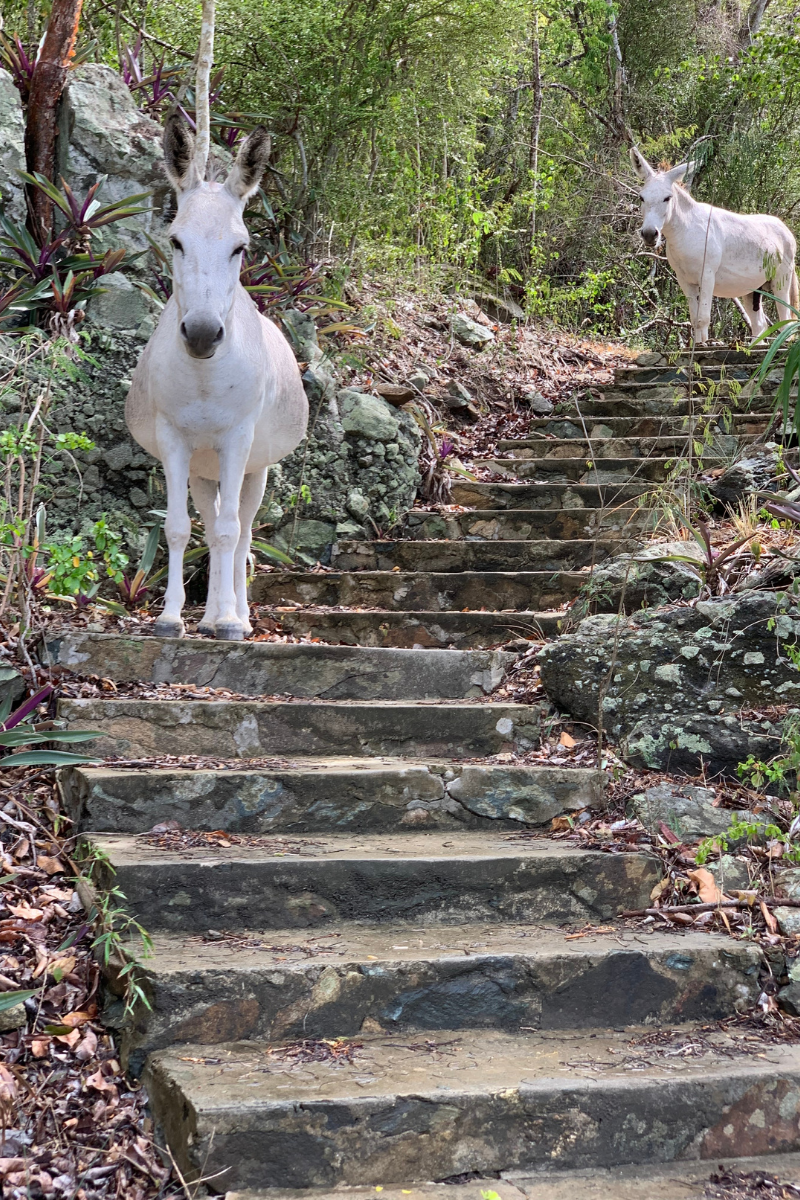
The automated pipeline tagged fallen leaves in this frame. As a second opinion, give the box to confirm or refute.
[688,867,723,905]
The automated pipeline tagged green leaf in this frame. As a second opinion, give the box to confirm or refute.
[139,521,162,577]
[0,728,102,747]
[1,749,102,766]
[0,988,35,1012]
[250,539,294,565]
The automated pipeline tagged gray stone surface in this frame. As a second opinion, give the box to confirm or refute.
[628,784,746,841]
[87,272,155,334]
[709,854,752,894]
[0,1001,27,1031]
[539,592,800,775]
[776,908,800,937]
[574,539,703,616]
[708,446,783,507]
[0,69,25,223]
[0,663,25,711]
[62,762,603,834]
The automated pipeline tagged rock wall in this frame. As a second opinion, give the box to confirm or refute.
[0,66,421,556]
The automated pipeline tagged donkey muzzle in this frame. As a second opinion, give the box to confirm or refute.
[180,313,226,359]
[640,227,659,247]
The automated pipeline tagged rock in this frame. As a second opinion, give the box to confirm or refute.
[103,442,134,472]
[576,541,703,615]
[346,490,370,520]
[60,65,169,253]
[521,390,553,415]
[468,291,525,323]
[0,1002,27,1032]
[339,390,401,442]
[707,446,783,508]
[778,980,800,1013]
[302,361,337,417]
[635,352,666,367]
[446,380,473,405]
[0,69,26,223]
[0,664,25,712]
[87,272,154,332]
[709,854,752,894]
[539,591,800,776]
[451,312,495,349]
[627,784,745,841]
[407,369,430,390]
[590,423,614,439]
[281,308,318,352]
[374,383,415,406]
[775,908,800,937]
[776,868,800,900]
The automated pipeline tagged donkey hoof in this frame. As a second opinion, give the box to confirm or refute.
[197,621,217,637]
[215,622,245,642]
[154,619,185,639]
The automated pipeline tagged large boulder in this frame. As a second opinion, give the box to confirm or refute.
[706,446,782,508]
[539,592,800,776]
[576,540,703,616]
[0,69,25,223]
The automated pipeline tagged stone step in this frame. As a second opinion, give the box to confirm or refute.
[263,609,563,649]
[250,570,585,612]
[483,456,720,484]
[121,925,758,1073]
[402,508,651,541]
[497,434,741,458]
[553,395,772,417]
[63,760,601,834]
[330,539,635,573]
[142,1025,800,1190]
[43,632,514,700]
[59,697,547,759]
[89,832,659,932]
[448,481,649,509]
[223,1155,800,1200]
[528,413,770,439]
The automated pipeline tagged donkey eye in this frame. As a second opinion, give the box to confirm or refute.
[663,196,671,202]
[170,236,183,252]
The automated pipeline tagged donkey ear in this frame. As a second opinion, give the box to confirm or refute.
[225,127,272,202]
[666,162,690,183]
[164,112,199,193]
[630,147,654,181]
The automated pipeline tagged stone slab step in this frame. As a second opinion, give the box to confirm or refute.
[484,456,720,484]
[43,633,513,700]
[528,413,769,439]
[251,571,585,612]
[264,610,563,649]
[402,509,650,542]
[88,832,660,933]
[497,434,741,458]
[62,760,601,834]
[227,1155,800,1200]
[553,395,771,417]
[330,539,635,574]
[143,1026,800,1189]
[448,481,649,509]
[121,925,758,1073]
[59,698,547,760]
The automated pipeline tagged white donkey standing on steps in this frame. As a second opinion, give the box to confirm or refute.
[630,148,799,344]
[125,114,308,641]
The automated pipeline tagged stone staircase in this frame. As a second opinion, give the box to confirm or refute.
[48,346,800,1197]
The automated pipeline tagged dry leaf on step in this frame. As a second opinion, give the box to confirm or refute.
[650,878,669,903]
[559,731,576,748]
[37,855,64,876]
[687,868,723,904]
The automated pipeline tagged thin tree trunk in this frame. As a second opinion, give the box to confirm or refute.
[24,0,84,246]
[193,0,215,177]
[528,6,542,255]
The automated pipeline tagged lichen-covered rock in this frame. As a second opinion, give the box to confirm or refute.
[539,592,800,776]
[707,446,782,508]
[88,272,156,335]
[576,540,702,615]
[0,69,25,222]
[627,783,745,840]
[451,312,495,349]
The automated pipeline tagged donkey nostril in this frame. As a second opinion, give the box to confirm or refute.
[180,320,189,340]
[213,326,224,344]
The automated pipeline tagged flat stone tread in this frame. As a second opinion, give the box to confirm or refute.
[147,1025,800,1107]
[228,1153,800,1200]
[138,923,748,974]
[91,831,627,866]
[75,758,601,779]
[61,697,542,711]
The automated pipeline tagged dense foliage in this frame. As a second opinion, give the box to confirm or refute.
[4,0,800,338]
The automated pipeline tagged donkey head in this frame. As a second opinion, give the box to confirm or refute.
[163,114,272,359]
[630,149,693,248]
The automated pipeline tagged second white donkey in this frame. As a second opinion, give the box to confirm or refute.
[126,115,308,641]
[630,147,798,344]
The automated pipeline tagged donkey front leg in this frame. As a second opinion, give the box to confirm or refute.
[155,420,192,639]
[693,269,715,344]
[189,473,221,636]
[234,468,268,635]
[214,433,253,641]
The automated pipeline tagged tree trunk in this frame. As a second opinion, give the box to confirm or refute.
[24,0,84,245]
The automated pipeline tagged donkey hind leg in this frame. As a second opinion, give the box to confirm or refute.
[773,273,795,327]
[189,474,221,636]
[155,421,192,639]
[234,468,268,636]
[738,291,769,342]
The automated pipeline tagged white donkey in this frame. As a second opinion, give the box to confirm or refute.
[126,115,308,641]
[630,148,798,344]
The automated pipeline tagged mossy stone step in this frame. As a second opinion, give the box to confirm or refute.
[402,508,651,541]
[497,434,742,457]
[88,832,660,932]
[448,481,649,509]
[259,609,563,649]
[63,760,601,834]
[142,1026,800,1190]
[483,455,721,484]
[59,697,547,760]
[251,570,586,612]
[527,412,769,439]
[121,925,759,1074]
[330,538,635,573]
[43,632,514,700]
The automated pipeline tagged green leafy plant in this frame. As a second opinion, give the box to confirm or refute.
[78,843,152,1021]
[0,684,102,768]
[738,709,800,795]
